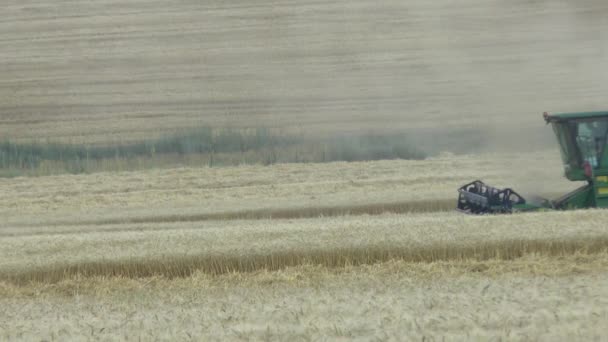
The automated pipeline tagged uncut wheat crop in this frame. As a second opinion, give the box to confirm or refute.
[2,150,608,340]
[2,209,608,340]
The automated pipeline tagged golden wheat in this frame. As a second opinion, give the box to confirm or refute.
[1,254,608,341]
[2,209,608,284]
[1,151,571,228]
[0,155,605,341]
[1,151,598,285]
[4,0,608,339]
[0,151,602,341]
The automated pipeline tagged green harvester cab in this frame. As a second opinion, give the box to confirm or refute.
[545,111,608,210]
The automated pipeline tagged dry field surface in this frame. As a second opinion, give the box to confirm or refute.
[2,152,608,340]
[2,0,608,143]
[0,151,572,226]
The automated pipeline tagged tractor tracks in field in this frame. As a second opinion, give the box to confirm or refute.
[3,198,455,237]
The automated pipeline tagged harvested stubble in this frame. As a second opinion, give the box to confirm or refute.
[2,210,608,284]
[3,0,608,146]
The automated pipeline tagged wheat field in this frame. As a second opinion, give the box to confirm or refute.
[2,256,608,341]
[0,151,572,225]
[2,152,608,340]
[4,0,608,340]
[3,209,608,283]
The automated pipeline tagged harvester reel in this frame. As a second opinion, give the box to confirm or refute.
[457,180,526,214]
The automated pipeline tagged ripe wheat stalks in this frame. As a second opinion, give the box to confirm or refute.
[4,236,608,285]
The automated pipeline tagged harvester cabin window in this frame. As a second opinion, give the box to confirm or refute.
[553,122,580,169]
[576,120,608,168]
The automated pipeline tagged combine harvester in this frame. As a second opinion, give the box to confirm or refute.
[458,111,608,214]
